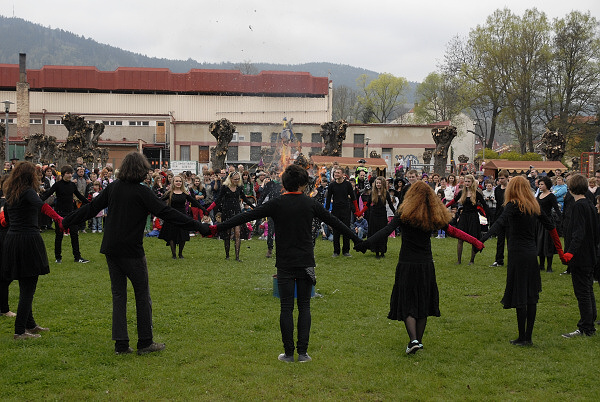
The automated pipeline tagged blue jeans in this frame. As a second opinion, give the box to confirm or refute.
[277,267,313,355]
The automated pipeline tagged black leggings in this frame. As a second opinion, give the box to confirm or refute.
[15,276,38,335]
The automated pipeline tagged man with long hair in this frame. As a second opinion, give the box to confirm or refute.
[63,152,209,355]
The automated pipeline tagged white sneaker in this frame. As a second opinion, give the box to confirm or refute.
[92,230,97,233]
[562,329,584,338]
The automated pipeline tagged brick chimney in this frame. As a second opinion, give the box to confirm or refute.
[16,53,30,140]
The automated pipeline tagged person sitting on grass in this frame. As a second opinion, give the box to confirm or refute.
[210,163,361,363]
[355,181,484,355]
[63,152,209,356]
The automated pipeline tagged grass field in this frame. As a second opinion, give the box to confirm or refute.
[0,231,598,400]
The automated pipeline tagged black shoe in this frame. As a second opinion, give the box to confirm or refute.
[560,270,570,275]
[510,339,532,346]
[546,268,553,273]
[137,342,166,355]
[490,261,503,267]
[75,258,89,263]
[115,347,134,355]
[406,340,420,355]
[178,255,184,259]
[55,258,62,263]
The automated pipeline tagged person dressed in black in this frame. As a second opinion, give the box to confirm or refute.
[207,171,255,261]
[40,165,89,264]
[355,181,484,354]
[490,170,508,267]
[481,176,564,346]
[561,174,599,338]
[158,174,206,259]
[1,162,64,339]
[325,167,359,257]
[257,172,282,258]
[536,176,562,273]
[446,174,490,265]
[63,152,209,355]
[211,164,361,362]
[358,176,396,258]
[0,175,15,318]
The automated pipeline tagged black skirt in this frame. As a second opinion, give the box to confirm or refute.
[388,260,440,321]
[1,232,49,280]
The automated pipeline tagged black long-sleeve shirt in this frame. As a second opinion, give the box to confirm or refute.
[41,179,88,214]
[63,180,206,258]
[565,198,599,268]
[218,192,359,268]
[325,180,355,211]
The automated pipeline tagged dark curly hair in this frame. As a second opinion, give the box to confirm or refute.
[118,152,152,183]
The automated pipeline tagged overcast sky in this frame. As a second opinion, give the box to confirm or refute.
[4,1,599,82]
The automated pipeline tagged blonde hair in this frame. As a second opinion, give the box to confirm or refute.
[223,171,242,187]
[398,181,452,231]
[164,174,189,206]
[371,176,388,205]
[459,174,478,206]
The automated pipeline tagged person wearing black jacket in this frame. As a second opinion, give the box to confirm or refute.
[561,174,599,338]
[490,170,508,267]
[325,167,359,257]
[63,152,209,355]
[40,165,89,263]
[257,172,282,258]
[212,164,361,363]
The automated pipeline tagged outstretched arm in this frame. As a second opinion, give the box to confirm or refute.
[446,225,484,251]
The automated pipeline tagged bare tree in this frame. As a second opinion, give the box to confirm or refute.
[234,60,259,75]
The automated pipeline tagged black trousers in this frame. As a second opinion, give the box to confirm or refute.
[277,267,313,355]
[0,278,12,313]
[107,255,154,349]
[332,207,351,255]
[55,220,81,260]
[571,264,597,335]
[15,276,38,335]
[494,225,506,264]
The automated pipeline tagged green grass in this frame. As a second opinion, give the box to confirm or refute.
[0,231,597,400]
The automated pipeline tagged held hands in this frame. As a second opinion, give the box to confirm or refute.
[354,239,368,254]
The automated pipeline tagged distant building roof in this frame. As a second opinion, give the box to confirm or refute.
[483,159,566,174]
[0,64,329,96]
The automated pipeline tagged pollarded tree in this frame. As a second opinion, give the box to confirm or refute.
[357,73,408,123]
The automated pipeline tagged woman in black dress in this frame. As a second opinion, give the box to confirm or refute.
[207,171,255,261]
[1,162,63,339]
[482,176,563,346]
[159,174,206,259]
[446,174,489,265]
[536,176,562,272]
[360,176,396,258]
[0,176,16,318]
[356,181,484,354]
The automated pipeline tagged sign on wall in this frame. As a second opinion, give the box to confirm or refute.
[170,160,199,175]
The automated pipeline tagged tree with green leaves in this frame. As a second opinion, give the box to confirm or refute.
[543,11,600,153]
[356,73,408,123]
[413,72,463,123]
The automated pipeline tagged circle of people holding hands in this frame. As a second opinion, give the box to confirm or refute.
[0,155,597,362]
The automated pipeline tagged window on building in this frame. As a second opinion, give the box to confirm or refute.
[311,133,321,144]
[250,146,262,162]
[227,146,238,162]
[180,145,191,161]
[47,119,61,125]
[250,132,262,143]
[199,146,210,163]
[311,133,322,155]
[128,121,150,126]
[29,119,42,124]
[354,133,365,144]
[102,120,123,126]
[354,147,364,158]
[295,133,303,143]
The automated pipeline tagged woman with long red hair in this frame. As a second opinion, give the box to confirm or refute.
[481,176,564,346]
[356,181,484,355]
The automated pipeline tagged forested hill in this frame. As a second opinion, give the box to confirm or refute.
[0,15,418,94]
